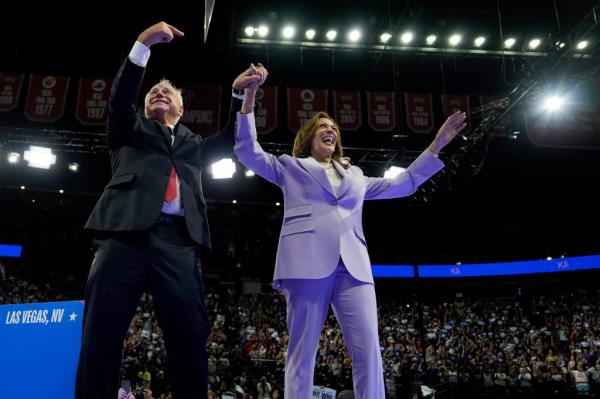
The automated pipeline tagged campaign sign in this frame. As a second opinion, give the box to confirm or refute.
[312,386,336,398]
[0,300,83,398]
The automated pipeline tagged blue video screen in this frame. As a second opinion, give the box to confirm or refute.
[417,254,600,278]
[0,244,23,258]
[371,255,600,278]
[371,264,415,278]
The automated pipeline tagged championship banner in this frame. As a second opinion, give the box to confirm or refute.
[479,95,510,137]
[75,77,113,125]
[405,93,434,134]
[255,86,278,134]
[0,72,24,112]
[333,90,361,131]
[179,85,222,138]
[287,87,328,133]
[366,91,396,131]
[0,300,83,398]
[524,103,600,149]
[442,94,471,130]
[24,74,70,123]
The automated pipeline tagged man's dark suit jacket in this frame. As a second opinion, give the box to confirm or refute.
[85,59,242,248]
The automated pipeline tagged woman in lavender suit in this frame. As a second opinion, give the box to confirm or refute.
[235,67,466,399]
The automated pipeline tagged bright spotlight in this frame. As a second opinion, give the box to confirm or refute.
[474,36,486,47]
[504,38,516,48]
[7,152,20,164]
[384,166,406,179]
[257,25,269,37]
[20,185,25,190]
[244,169,255,177]
[449,34,461,46]
[59,189,64,194]
[380,33,392,43]
[23,146,56,169]
[543,96,563,112]
[210,158,236,179]
[528,38,541,49]
[400,32,413,44]
[326,30,337,41]
[68,162,80,172]
[275,202,281,206]
[576,40,588,50]
[305,29,316,40]
[282,26,295,39]
[244,26,255,37]
[425,35,437,45]
[232,200,237,204]
[348,29,361,42]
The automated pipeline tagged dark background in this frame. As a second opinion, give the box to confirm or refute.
[1,0,600,273]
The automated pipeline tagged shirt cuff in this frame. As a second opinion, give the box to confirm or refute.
[128,41,151,67]
[232,89,244,100]
[426,148,439,158]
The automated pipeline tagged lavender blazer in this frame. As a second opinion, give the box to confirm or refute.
[234,113,444,284]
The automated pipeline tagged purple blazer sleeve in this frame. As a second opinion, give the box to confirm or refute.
[234,112,284,187]
[363,150,445,200]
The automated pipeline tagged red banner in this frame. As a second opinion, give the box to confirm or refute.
[405,93,434,134]
[0,72,24,112]
[179,85,222,138]
[479,95,510,137]
[333,90,361,131]
[442,94,471,130]
[366,91,396,131]
[525,104,600,149]
[287,88,328,134]
[255,86,278,134]
[75,77,112,125]
[24,74,70,122]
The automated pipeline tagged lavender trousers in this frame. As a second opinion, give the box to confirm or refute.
[279,260,385,399]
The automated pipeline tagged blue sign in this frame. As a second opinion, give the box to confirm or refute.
[0,300,83,398]
[0,244,22,258]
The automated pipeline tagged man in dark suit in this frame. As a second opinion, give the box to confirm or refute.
[75,21,266,399]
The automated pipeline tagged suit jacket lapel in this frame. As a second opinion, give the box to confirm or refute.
[154,122,188,152]
[333,160,352,198]
[172,124,188,151]
[156,122,172,147]
[297,157,336,197]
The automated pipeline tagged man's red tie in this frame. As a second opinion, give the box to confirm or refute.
[164,167,177,202]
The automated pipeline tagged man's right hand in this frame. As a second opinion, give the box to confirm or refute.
[137,22,184,47]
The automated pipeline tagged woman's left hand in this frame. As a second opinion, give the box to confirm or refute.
[428,111,467,155]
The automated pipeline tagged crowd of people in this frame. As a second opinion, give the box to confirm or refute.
[2,264,599,398]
